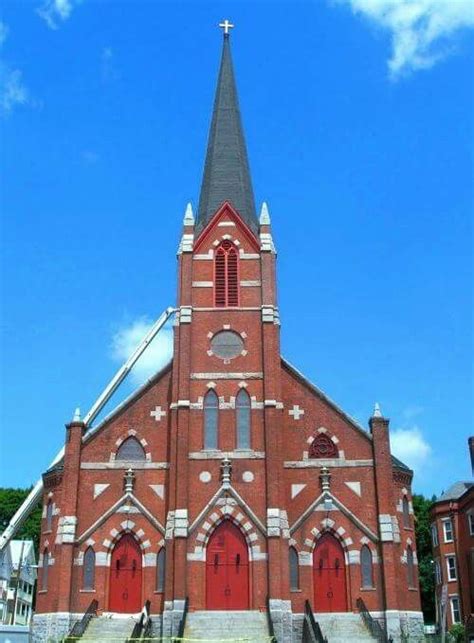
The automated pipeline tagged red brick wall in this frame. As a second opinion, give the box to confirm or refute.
[35,205,421,619]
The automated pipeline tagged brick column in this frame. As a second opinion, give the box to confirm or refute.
[56,416,84,613]
[369,408,400,636]
[260,214,292,636]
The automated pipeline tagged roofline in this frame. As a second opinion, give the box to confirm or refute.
[194,200,259,252]
[281,357,412,473]
[83,359,173,444]
[281,357,372,442]
[432,482,474,506]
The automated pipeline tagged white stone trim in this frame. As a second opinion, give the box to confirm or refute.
[285,459,373,468]
[81,462,169,469]
[190,372,263,380]
[189,450,265,460]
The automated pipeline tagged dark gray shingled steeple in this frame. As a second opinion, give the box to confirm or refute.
[196,32,258,235]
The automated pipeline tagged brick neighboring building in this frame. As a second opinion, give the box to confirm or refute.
[32,29,423,642]
[431,479,474,631]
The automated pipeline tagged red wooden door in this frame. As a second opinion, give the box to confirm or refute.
[206,521,249,610]
[109,534,142,613]
[313,533,347,612]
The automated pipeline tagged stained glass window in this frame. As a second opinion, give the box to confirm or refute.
[116,437,146,461]
[204,391,219,449]
[83,547,95,590]
[361,545,373,588]
[236,389,251,449]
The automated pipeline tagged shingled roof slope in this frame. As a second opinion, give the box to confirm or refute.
[196,33,258,235]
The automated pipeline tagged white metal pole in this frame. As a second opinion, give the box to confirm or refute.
[0,306,177,552]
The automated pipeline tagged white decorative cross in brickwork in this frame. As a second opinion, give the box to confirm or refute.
[289,405,305,420]
[150,406,166,422]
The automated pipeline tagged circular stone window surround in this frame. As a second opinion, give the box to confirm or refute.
[199,471,212,483]
[207,327,248,364]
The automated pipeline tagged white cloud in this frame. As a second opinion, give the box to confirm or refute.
[1,66,29,114]
[334,0,474,77]
[111,317,173,387]
[0,22,8,46]
[391,425,432,474]
[37,0,79,29]
[101,47,119,82]
[0,22,30,116]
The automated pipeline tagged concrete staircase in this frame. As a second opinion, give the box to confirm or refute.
[316,612,376,642]
[184,610,271,641]
[80,614,138,642]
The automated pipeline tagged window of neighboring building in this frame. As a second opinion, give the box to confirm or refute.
[450,596,461,623]
[156,547,166,593]
[83,547,95,590]
[236,389,251,449]
[435,559,442,585]
[204,390,219,449]
[361,545,374,588]
[42,549,49,591]
[407,546,415,588]
[214,240,239,307]
[402,496,410,528]
[289,547,299,591]
[46,501,53,531]
[443,519,453,543]
[116,437,146,462]
[468,513,474,537]
[431,523,439,547]
[447,556,457,581]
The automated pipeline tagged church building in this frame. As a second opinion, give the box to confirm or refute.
[33,26,424,642]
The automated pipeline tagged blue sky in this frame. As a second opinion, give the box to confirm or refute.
[0,0,472,498]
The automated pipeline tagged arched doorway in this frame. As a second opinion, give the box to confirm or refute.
[313,533,347,612]
[206,520,249,610]
[109,534,142,613]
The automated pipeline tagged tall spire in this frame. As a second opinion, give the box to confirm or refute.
[196,26,258,235]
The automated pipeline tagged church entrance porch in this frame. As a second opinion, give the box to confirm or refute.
[313,533,347,613]
[109,534,143,613]
[206,521,249,610]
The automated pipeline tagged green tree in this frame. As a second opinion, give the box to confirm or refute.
[413,493,436,623]
[0,487,42,556]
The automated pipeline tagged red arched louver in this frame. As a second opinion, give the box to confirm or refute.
[214,240,239,307]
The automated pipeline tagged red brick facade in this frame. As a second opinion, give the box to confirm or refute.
[32,31,424,643]
[34,200,422,640]
[431,480,474,631]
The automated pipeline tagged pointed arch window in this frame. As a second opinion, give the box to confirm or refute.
[407,545,415,587]
[215,240,239,307]
[361,545,373,588]
[156,547,166,593]
[42,549,49,591]
[204,390,219,449]
[46,501,53,531]
[83,547,95,590]
[289,547,299,591]
[116,437,146,462]
[402,496,410,528]
[236,389,251,449]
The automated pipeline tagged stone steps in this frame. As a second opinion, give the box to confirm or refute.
[184,610,271,641]
[315,613,375,642]
[81,614,138,642]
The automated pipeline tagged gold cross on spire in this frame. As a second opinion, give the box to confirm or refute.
[219,19,234,35]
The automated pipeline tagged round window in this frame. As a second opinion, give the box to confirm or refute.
[211,331,244,360]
